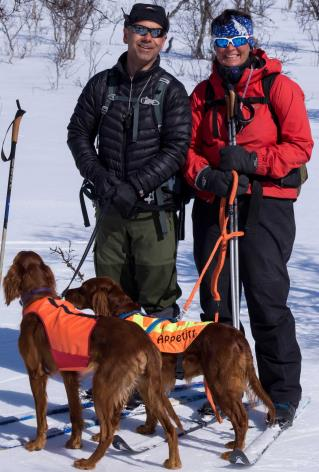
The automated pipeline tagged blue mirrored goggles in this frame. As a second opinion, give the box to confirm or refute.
[213,35,250,48]
[128,24,166,38]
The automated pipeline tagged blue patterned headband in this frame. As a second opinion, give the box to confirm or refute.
[212,15,255,48]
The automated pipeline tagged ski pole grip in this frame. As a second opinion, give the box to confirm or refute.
[11,100,26,144]
[228,90,236,120]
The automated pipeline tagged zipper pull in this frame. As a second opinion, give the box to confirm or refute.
[122,109,132,129]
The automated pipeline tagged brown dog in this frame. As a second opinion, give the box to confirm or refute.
[3,251,182,470]
[65,276,276,460]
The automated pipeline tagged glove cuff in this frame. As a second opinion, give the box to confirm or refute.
[194,166,211,191]
[251,152,258,172]
[129,176,145,198]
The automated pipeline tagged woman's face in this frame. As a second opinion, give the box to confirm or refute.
[214,40,250,67]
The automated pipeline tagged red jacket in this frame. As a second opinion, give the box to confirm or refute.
[184,49,313,201]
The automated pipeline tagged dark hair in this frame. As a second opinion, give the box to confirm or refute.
[212,9,252,28]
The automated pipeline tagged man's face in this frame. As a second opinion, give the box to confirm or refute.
[214,39,250,67]
[123,20,166,71]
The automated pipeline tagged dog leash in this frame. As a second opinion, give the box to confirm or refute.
[180,173,244,421]
[61,199,112,298]
[182,171,244,319]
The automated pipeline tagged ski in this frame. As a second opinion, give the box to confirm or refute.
[0,389,206,450]
[229,396,311,466]
[0,415,99,450]
[112,417,210,454]
[0,380,204,428]
[111,399,271,455]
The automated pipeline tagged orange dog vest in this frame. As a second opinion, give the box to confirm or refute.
[23,297,96,371]
[22,299,211,370]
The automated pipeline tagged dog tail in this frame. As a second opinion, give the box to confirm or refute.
[246,349,275,424]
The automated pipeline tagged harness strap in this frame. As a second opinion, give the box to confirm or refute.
[153,76,170,128]
[244,180,263,230]
[48,298,97,319]
[155,189,168,238]
[145,317,166,334]
[118,310,141,320]
[79,179,96,227]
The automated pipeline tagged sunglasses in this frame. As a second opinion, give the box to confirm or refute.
[213,36,250,48]
[128,24,166,38]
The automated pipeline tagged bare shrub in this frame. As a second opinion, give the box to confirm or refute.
[171,0,221,59]
[0,0,31,61]
[295,0,319,64]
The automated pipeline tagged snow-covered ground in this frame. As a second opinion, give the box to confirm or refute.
[0,1,318,470]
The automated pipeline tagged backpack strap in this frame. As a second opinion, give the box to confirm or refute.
[261,72,280,138]
[204,81,225,138]
[96,68,119,148]
[153,74,171,129]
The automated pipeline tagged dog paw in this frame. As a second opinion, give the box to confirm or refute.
[221,451,233,461]
[24,438,46,451]
[163,458,182,469]
[73,458,95,470]
[224,440,235,449]
[136,424,156,435]
[65,436,82,449]
[91,432,100,442]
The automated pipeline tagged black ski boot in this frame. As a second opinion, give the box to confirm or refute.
[126,391,144,410]
[273,402,296,429]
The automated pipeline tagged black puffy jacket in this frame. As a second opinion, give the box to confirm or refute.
[67,52,191,211]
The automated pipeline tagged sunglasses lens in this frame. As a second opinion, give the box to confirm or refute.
[130,25,164,38]
[132,25,148,36]
[232,36,248,47]
[214,36,249,48]
[150,28,163,38]
[214,38,229,48]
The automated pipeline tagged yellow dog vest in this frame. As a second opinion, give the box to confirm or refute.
[123,313,211,354]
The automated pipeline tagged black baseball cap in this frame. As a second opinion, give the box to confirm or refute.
[124,3,169,32]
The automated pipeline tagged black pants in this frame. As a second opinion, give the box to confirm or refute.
[192,196,302,407]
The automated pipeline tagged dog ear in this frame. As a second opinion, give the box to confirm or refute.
[43,263,56,291]
[22,262,55,292]
[92,289,111,316]
[3,264,21,305]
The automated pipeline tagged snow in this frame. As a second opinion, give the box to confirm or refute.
[0,1,318,470]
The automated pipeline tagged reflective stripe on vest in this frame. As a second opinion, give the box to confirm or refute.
[126,313,212,354]
[23,297,96,371]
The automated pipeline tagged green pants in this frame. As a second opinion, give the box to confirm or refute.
[94,209,181,314]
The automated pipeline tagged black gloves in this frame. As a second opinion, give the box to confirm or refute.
[219,145,258,174]
[93,169,118,203]
[196,167,249,197]
[112,183,138,219]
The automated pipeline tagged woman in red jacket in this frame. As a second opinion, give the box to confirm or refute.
[184,9,313,428]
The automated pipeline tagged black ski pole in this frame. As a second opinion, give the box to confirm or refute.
[61,198,112,298]
[0,100,26,284]
[225,87,240,329]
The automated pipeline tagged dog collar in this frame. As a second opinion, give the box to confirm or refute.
[20,287,54,307]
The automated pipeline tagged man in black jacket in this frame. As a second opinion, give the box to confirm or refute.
[67,3,191,318]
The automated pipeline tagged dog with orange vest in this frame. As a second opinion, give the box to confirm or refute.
[65,275,275,460]
[3,251,182,470]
